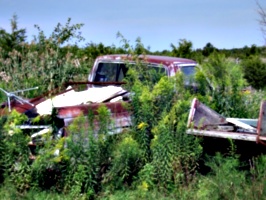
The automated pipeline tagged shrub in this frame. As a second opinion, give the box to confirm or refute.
[196,153,247,200]
[241,56,266,90]
[0,111,31,192]
[195,52,261,118]
[103,135,144,190]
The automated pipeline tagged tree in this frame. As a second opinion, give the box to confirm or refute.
[202,42,217,57]
[170,39,193,58]
[0,14,27,54]
[33,18,84,51]
[244,44,260,57]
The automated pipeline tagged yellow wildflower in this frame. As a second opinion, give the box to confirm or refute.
[140,181,149,191]
[138,122,147,130]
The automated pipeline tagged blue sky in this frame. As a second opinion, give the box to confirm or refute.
[0,0,266,51]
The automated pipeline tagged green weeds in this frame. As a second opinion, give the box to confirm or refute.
[0,22,266,199]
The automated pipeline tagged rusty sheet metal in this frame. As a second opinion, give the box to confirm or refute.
[0,100,35,115]
[257,100,266,138]
[56,101,132,132]
[56,101,130,118]
[0,85,73,116]
[0,82,119,115]
[35,86,128,115]
[187,98,266,143]
[187,98,226,129]
[66,81,127,87]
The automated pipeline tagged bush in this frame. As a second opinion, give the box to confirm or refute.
[241,56,266,90]
[196,153,247,199]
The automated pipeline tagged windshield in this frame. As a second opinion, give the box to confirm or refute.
[94,62,128,82]
[94,62,166,83]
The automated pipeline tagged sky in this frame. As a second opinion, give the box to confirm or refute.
[0,0,266,52]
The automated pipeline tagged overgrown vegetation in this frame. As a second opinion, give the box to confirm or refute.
[0,12,266,199]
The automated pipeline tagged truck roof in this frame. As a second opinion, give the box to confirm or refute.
[95,54,197,67]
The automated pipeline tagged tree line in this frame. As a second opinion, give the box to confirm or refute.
[1,15,266,93]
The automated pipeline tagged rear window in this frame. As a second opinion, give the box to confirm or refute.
[180,65,196,85]
[180,66,196,77]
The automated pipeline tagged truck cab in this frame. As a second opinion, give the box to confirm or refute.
[88,54,198,86]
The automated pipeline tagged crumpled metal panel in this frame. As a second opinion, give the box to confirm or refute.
[257,100,266,137]
[187,98,226,129]
[187,98,266,143]
[56,101,132,133]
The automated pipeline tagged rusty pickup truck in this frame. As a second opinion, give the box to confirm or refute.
[0,54,197,139]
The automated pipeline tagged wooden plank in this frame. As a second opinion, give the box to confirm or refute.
[187,129,266,142]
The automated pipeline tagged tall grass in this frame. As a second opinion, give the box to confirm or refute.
[0,33,266,199]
